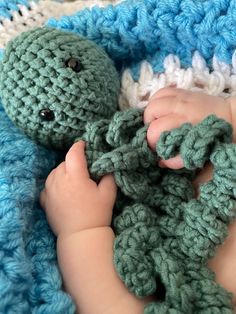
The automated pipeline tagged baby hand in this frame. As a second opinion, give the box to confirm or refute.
[144,87,232,169]
[40,141,117,237]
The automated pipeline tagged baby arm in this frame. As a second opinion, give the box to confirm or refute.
[144,87,236,169]
[40,141,149,314]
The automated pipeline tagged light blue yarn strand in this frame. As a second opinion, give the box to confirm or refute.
[0,0,31,19]
[47,0,236,75]
[0,0,76,311]
[0,104,75,313]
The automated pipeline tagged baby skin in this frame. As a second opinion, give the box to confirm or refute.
[40,87,236,313]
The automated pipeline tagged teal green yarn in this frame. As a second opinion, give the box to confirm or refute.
[1,26,236,312]
[157,115,233,169]
[0,49,3,60]
[79,111,236,312]
[0,27,120,149]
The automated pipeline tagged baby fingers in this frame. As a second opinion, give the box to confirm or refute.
[146,113,186,150]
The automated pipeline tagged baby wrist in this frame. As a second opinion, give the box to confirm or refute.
[57,226,114,244]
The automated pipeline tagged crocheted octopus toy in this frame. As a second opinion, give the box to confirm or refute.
[0,0,236,313]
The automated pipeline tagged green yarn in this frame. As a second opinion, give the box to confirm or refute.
[1,27,236,313]
[157,115,233,169]
[0,27,120,149]
[81,112,235,313]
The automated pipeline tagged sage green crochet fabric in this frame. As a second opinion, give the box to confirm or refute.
[0,27,119,149]
[1,27,236,313]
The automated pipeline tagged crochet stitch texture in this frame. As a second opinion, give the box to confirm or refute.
[0,27,119,149]
[0,0,236,313]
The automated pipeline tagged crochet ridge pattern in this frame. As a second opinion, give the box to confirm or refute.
[83,110,236,313]
[0,0,236,313]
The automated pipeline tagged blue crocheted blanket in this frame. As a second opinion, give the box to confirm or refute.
[1,0,236,313]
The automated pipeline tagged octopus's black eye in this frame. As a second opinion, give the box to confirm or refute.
[65,58,82,73]
[39,109,55,121]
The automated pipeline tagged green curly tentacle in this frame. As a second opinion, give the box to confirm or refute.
[80,112,235,313]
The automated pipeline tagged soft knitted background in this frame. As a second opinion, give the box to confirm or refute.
[0,0,236,313]
[0,0,121,54]
[47,0,236,109]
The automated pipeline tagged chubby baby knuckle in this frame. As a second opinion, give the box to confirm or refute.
[143,103,154,123]
[147,120,159,149]
[159,87,184,97]
[46,170,55,185]
[57,161,66,172]
[44,176,52,190]
[175,94,190,109]
[148,119,158,134]
[146,98,157,110]
[150,86,171,100]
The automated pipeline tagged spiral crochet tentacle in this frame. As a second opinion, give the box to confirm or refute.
[156,116,236,265]
[157,115,233,169]
[114,222,160,297]
[185,263,233,313]
[77,109,235,312]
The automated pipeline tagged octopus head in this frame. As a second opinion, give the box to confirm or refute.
[0,27,120,149]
